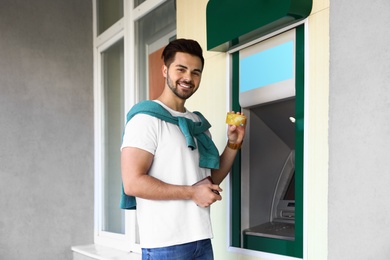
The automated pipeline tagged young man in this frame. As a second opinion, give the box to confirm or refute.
[121,39,246,259]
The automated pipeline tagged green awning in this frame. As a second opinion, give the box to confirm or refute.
[206,0,312,51]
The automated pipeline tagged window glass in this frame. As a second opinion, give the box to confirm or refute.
[135,0,176,101]
[97,0,124,35]
[101,39,125,234]
[134,0,146,8]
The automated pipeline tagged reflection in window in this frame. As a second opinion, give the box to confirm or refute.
[134,0,146,8]
[101,39,124,234]
[135,0,176,101]
[97,0,124,35]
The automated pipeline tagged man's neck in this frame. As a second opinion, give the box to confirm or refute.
[157,92,186,113]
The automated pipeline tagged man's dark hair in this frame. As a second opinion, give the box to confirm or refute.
[161,38,204,70]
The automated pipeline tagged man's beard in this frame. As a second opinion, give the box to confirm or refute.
[166,73,195,100]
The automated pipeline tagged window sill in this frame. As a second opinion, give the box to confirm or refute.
[72,244,141,260]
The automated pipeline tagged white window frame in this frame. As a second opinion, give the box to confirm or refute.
[92,0,170,253]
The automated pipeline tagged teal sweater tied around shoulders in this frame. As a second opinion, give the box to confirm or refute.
[120,100,220,210]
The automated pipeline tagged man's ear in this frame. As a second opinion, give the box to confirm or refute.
[162,64,167,77]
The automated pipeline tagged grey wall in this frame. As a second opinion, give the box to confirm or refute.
[329,1,390,259]
[0,1,94,259]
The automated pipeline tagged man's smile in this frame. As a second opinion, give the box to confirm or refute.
[178,81,193,89]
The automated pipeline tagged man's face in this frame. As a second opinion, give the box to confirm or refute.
[163,52,203,100]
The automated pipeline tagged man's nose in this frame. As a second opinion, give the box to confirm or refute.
[182,71,193,82]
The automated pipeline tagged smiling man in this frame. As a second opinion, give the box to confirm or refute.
[121,39,246,260]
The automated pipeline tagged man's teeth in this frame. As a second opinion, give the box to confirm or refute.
[179,83,190,88]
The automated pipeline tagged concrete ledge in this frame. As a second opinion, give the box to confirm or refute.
[72,244,141,260]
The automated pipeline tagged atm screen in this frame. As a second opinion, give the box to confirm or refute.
[283,171,295,200]
[239,28,296,108]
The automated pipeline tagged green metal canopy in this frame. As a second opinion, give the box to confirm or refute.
[206,0,312,51]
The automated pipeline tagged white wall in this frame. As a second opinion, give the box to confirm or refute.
[0,1,94,259]
[329,0,390,259]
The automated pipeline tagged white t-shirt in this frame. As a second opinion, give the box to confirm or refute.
[121,101,213,248]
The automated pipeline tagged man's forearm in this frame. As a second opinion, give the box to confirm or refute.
[211,143,239,185]
[124,174,195,201]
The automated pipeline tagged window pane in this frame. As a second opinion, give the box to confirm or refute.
[135,0,176,101]
[102,39,125,234]
[97,0,124,35]
[134,0,146,8]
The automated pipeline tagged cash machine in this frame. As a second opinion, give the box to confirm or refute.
[206,0,311,257]
[239,28,298,240]
[237,27,305,257]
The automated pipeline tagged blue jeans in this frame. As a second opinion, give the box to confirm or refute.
[142,239,214,260]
